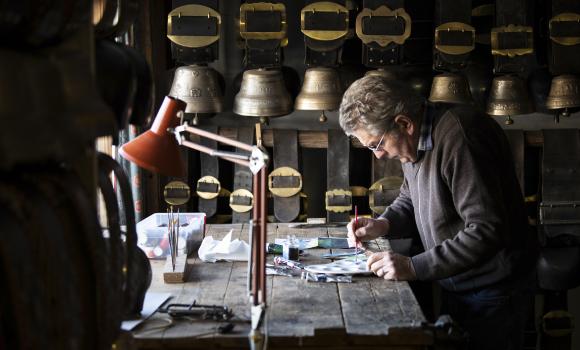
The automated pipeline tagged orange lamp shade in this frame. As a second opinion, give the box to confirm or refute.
[119,96,187,177]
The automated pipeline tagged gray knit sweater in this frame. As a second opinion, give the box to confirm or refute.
[382,105,538,292]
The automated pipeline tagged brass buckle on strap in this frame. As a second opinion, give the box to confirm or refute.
[355,5,411,47]
[368,176,403,215]
[196,175,221,199]
[301,1,349,41]
[325,189,352,213]
[240,2,287,44]
[542,310,574,337]
[167,4,221,48]
[491,24,534,58]
[268,167,302,198]
[435,22,475,55]
[549,12,580,46]
[229,188,254,213]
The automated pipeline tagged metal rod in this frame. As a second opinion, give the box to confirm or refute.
[181,140,251,167]
[259,168,267,304]
[251,172,260,306]
[182,125,255,152]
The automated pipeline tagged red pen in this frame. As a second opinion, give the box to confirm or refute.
[354,205,359,262]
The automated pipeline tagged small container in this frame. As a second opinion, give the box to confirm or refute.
[136,212,205,259]
[282,236,300,261]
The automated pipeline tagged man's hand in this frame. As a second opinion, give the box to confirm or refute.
[367,251,417,281]
[347,217,389,248]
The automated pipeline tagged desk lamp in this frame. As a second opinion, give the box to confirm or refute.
[119,96,269,348]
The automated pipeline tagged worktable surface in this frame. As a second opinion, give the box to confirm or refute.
[133,223,430,349]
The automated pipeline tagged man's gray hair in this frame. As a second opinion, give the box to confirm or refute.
[339,75,425,137]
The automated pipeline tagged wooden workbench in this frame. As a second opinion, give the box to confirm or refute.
[132,223,432,349]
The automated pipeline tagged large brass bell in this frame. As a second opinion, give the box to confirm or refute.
[295,67,343,122]
[428,73,474,105]
[546,74,580,121]
[169,65,224,124]
[486,75,534,125]
[233,68,292,123]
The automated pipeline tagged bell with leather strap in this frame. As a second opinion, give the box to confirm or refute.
[233,68,292,122]
[428,72,474,105]
[486,74,534,125]
[546,74,580,117]
[295,67,343,122]
[169,65,224,116]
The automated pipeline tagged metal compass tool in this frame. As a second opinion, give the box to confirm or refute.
[163,181,191,271]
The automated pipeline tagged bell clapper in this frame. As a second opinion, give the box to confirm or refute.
[259,116,269,125]
[561,108,570,118]
[193,113,199,125]
[319,110,327,123]
[504,115,514,125]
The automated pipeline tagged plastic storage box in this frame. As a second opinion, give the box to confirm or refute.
[136,212,205,259]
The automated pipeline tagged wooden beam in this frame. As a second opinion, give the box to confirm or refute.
[220,128,545,148]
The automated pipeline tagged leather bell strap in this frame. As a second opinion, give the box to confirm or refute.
[302,0,348,67]
[169,0,220,64]
[241,1,286,68]
[504,130,525,196]
[272,130,301,222]
[492,0,534,74]
[433,0,474,72]
[231,127,255,223]
[471,0,494,45]
[326,130,351,223]
[360,0,406,67]
[540,129,580,244]
[548,0,580,75]
[197,125,219,218]
[370,157,403,216]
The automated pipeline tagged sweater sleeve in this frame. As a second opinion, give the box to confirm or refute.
[380,178,418,239]
[411,121,509,281]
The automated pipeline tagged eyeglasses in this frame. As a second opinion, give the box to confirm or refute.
[366,133,385,152]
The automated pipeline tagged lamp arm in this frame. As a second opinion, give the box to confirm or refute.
[176,123,254,152]
[178,138,251,167]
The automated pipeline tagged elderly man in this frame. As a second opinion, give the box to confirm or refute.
[340,75,537,350]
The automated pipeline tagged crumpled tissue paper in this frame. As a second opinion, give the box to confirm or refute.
[198,229,250,262]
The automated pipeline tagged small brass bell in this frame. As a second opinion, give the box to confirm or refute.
[295,67,343,122]
[233,68,292,119]
[486,75,534,125]
[428,73,474,105]
[546,74,580,122]
[169,65,224,114]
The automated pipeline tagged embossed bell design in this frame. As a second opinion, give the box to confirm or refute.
[428,73,474,105]
[169,65,223,124]
[486,75,534,125]
[546,74,580,121]
[233,68,292,123]
[295,67,343,122]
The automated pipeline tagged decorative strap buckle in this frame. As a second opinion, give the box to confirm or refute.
[539,200,580,225]
[301,1,349,41]
[355,6,411,47]
[167,4,221,48]
[196,175,221,199]
[230,189,254,213]
[325,189,352,213]
[268,167,302,197]
[435,22,475,55]
[240,2,287,43]
[549,12,580,46]
[368,176,403,214]
[491,24,534,58]
[542,310,574,337]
